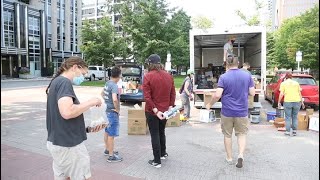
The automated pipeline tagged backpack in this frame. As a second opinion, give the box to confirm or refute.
[179,78,189,94]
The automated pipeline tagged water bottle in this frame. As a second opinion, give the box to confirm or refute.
[163,106,181,119]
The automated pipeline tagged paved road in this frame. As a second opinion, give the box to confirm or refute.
[1,86,319,180]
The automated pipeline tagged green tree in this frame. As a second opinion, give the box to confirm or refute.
[266,32,277,69]
[191,15,213,30]
[119,0,171,63]
[118,0,191,69]
[235,0,267,27]
[165,9,191,69]
[273,5,319,70]
[81,17,115,67]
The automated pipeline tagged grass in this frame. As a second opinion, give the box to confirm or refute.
[173,75,185,88]
[80,75,186,88]
[81,80,105,87]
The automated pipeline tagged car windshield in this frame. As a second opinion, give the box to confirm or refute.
[88,67,96,70]
[292,77,317,85]
[122,67,141,76]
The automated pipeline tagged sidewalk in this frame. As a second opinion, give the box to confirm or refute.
[1,86,319,180]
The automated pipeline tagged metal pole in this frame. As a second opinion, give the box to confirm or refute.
[298,61,300,71]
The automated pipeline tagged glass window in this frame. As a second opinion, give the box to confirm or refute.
[48,22,52,34]
[3,9,16,47]
[89,67,97,70]
[293,77,317,85]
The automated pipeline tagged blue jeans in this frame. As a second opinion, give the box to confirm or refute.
[181,94,190,118]
[105,111,120,137]
[283,102,301,132]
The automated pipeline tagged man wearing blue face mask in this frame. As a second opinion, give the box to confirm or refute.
[46,57,106,180]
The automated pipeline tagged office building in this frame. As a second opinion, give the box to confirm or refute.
[1,0,82,78]
[274,0,318,29]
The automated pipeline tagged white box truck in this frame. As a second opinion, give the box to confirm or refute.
[189,26,267,109]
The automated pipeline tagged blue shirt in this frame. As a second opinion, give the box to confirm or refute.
[103,80,120,112]
[218,69,254,117]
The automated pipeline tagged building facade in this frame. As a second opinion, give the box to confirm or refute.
[273,0,318,29]
[1,0,82,78]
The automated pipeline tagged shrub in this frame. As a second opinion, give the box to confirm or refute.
[19,67,30,74]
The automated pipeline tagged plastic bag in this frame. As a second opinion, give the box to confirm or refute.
[88,107,108,128]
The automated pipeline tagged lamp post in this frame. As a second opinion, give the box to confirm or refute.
[296,51,302,71]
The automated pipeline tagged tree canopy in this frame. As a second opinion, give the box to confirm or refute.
[272,5,319,70]
[81,17,119,66]
[116,0,191,68]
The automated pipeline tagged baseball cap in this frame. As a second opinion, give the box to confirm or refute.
[147,54,161,64]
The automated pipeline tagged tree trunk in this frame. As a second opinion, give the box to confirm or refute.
[104,61,107,82]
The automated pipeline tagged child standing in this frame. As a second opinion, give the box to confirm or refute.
[101,67,123,162]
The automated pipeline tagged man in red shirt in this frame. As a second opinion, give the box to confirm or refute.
[143,54,176,168]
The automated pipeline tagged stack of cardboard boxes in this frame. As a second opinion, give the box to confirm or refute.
[127,103,181,135]
[273,109,315,131]
[128,102,148,135]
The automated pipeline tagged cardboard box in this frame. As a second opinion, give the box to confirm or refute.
[308,115,319,132]
[306,109,314,116]
[166,113,181,127]
[275,117,285,123]
[298,114,309,130]
[204,94,212,107]
[128,118,148,135]
[128,109,145,119]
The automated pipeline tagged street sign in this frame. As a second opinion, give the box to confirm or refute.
[296,51,302,62]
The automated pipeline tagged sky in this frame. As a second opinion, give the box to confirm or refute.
[166,0,269,27]
[82,0,269,27]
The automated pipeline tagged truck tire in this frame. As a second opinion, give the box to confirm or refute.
[90,75,95,81]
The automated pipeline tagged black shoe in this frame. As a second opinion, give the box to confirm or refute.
[104,149,119,156]
[161,153,168,160]
[148,160,161,168]
[236,158,243,168]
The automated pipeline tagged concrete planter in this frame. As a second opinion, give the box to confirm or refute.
[19,74,34,79]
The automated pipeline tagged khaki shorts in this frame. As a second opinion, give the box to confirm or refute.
[221,115,249,138]
[47,141,91,180]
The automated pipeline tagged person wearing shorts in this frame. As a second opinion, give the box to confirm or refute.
[101,67,122,162]
[46,57,105,180]
[206,55,255,169]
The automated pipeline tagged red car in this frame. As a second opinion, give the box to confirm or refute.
[265,73,319,110]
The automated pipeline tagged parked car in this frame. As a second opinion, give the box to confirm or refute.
[265,73,319,110]
[85,66,106,81]
[119,63,144,103]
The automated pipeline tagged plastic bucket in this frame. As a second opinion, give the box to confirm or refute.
[276,107,285,118]
[266,111,276,121]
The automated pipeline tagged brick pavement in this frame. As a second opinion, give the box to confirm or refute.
[1,86,319,180]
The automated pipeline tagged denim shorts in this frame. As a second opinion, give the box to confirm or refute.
[105,111,119,137]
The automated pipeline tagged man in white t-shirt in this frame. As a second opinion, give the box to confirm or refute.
[224,36,236,62]
[117,78,123,94]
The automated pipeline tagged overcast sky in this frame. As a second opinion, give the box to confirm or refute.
[166,0,269,27]
[82,0,269,27]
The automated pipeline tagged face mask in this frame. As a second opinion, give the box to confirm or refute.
[73,74,84,85]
